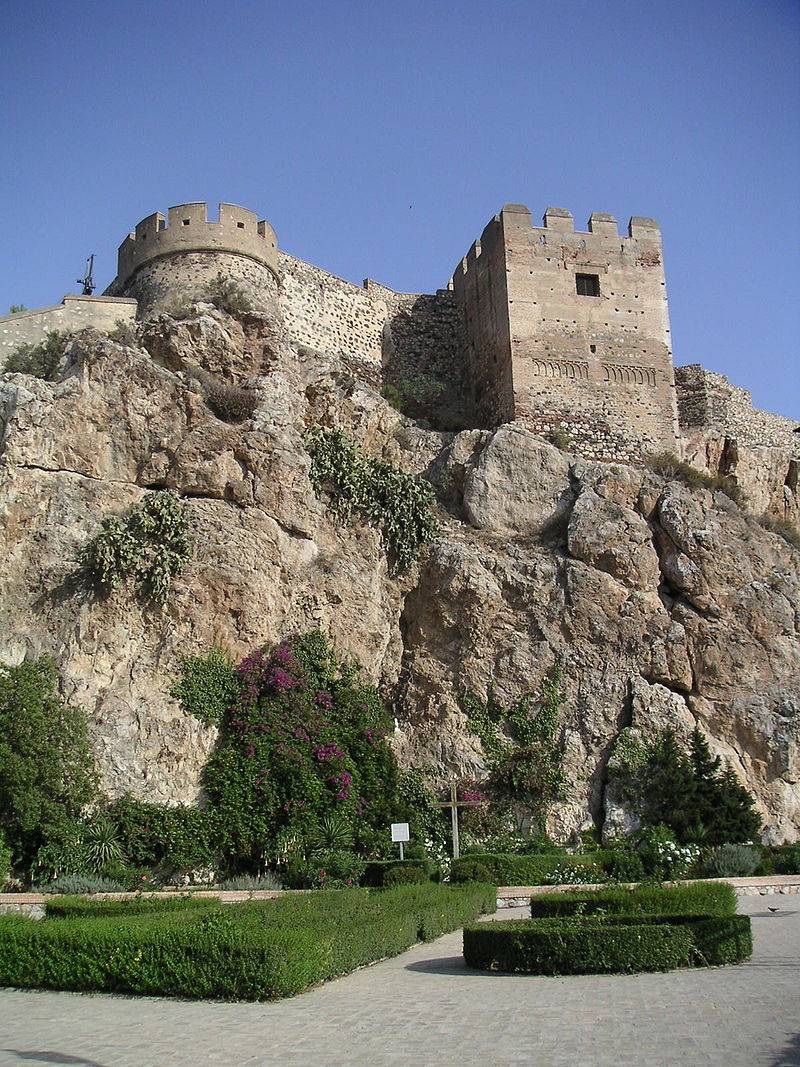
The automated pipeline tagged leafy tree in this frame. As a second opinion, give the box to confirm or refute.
[637,729,700,842]
[0,659,96,869]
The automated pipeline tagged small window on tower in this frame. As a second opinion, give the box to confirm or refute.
[576,273,600,297]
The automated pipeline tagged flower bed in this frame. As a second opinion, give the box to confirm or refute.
[0,883,495,1000]
[463,913,752,975]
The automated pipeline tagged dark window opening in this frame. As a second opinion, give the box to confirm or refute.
[182,219,191,226]
[237,222,245,229]
[590,344,597,353]
[576,273,600,297]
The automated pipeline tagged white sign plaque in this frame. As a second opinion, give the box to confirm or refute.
[390,822,410,843]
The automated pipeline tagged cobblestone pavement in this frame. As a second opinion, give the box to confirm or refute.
[0,896,797,1067]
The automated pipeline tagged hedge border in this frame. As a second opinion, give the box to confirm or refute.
[0,883,495,1001]
[451,852,609,885]
[528,881,736,918]
[463,912,752,975]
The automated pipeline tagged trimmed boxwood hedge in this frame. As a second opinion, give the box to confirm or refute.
[463,913,751,975]
[45,895,222,920]
[452,852,609,886]
[361,859,439,887]
[528,881,737,919]
[0,883,495,1000]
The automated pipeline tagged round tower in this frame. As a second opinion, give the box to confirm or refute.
[104,202,280,315]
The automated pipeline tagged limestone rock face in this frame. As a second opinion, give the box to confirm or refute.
[462,424,575,535]
[1,310,798,841]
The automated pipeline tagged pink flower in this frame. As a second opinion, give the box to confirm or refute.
[268,667,299,692]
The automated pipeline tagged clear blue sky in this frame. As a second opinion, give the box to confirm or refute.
[2,0,798,418]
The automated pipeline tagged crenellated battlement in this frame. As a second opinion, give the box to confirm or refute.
[110,202,279,291]
[451,204,662,291]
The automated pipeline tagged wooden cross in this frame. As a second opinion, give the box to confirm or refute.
[435,782,485,860]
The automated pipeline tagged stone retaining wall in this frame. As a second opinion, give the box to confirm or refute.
[3,877,798,918]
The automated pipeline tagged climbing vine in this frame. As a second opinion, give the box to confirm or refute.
[304,427,438,574]
[78,491,192,604]
[461,660,566,833]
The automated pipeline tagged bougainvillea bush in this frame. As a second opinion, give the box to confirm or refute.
[196,632,444,874]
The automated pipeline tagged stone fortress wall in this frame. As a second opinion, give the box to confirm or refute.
[0,296,137,364]
[675,363,799,450]
[278,253,466,403]
[451,203,681,462]
[105,203,465,401]
[4,199,794,471]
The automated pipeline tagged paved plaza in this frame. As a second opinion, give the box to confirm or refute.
[0,895,797,1067]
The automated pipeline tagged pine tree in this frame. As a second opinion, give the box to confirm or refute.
[638,729,700,843]
[710,768,762,844]
[689,727,722,841]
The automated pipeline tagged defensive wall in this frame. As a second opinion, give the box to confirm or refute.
[0,296,137,364]
[675,364,800,452]
[279,253,466,405]
[451,204,680,462]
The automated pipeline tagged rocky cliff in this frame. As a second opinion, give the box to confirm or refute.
[1,305,798,842]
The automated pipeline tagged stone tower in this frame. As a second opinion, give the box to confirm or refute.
[104,202,280,316]
[450,204,680,461]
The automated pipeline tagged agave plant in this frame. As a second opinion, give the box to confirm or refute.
[309,814,353,855]
[83,818,123,873]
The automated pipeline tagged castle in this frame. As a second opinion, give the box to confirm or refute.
[1,200,797,464]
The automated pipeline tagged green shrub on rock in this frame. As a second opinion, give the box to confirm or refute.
[78,491,192,604]
[3,330,71,379]
[305,427,438,574]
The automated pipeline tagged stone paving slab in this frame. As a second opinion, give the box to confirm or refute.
[0,896,798,1066]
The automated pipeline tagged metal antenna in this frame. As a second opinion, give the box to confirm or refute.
[77,255,95,296]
